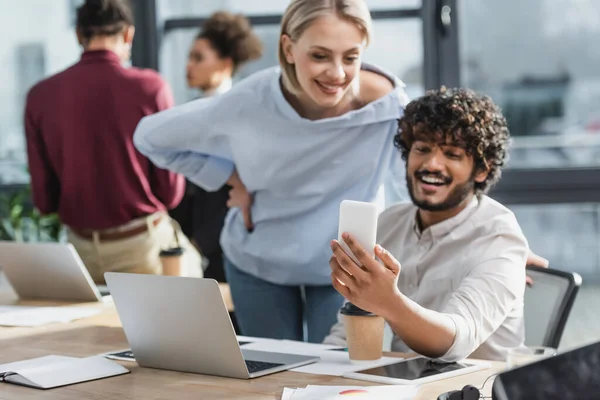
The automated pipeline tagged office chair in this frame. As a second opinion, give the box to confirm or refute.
[524,265,582,348]
[438,266,582,400]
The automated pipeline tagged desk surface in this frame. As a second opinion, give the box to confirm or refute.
[0,299,504,399]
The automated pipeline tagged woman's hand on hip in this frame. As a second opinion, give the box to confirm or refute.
[226,169,254,231]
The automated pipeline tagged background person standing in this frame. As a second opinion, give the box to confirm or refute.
[24,0,201,283]
[171,11,263,282]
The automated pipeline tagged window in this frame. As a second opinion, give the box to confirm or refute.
[460,0,600,280]
[511,204,600,278]
[159,0,422,19]
[0,0,81,184]
[364,19,424,99]
[460,0,600,169]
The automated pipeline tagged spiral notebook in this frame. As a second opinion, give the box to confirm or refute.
[0,355,129,389]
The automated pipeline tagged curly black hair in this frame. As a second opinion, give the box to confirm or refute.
[76,0,133,42]
[197,12,264,74]
[394,87,511,195]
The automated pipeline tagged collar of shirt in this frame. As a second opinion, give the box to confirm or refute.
[269,63,406,126]
[202,77,232,98]
[79,50,122,66]
[412,196,480,244]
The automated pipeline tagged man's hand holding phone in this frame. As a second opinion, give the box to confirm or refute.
[330,233,402,319]
[331,200,403,318]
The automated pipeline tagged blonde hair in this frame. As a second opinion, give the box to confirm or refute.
[278,0,372,96]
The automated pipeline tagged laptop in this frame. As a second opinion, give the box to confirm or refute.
[104,272,319,379]
[492,340,600,399]
[0,241,105,302]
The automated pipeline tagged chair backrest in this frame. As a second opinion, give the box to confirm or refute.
[523,266,582,348]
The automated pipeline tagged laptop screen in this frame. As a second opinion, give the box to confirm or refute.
[492,341,600,400]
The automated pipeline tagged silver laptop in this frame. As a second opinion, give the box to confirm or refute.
[104,272,319,379]
[0,241,103,302]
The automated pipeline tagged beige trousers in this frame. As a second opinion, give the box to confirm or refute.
[67,213,202,284]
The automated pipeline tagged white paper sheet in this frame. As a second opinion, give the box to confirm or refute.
[236,335,273,344]
[241,339,403,376]
[282,385,419,400]
[0,306,101,327]
[240,339,343,354]
[281,387,298,400]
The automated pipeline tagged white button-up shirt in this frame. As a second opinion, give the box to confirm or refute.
[324,195,528,362]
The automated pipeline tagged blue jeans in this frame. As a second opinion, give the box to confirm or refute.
[224,257,344,343]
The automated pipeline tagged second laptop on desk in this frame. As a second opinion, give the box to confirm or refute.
[104,272,319,379]
[0,241,109,302]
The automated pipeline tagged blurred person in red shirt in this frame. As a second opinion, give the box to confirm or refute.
[24,0,201,283]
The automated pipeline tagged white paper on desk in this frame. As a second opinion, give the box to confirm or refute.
[236,335,273,344]
[281,387,298,400]
[240,339,343,355]
[284,385,419,400]
[0,306,100,327]
[241,340,403,376]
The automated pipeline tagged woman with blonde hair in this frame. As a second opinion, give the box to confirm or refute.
[134,0,409,342]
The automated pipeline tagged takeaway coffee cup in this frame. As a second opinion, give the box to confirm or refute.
[159,247,185,276]
[340,302,385,361]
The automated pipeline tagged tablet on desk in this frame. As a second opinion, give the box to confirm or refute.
[343,356,489,385]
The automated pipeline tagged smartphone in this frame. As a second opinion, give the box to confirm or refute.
[337,200,379,265]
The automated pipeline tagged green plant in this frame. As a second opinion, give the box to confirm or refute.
[0,186,63,242]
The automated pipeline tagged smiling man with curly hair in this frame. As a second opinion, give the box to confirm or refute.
[396,86,509,201]
[325,87,532,362]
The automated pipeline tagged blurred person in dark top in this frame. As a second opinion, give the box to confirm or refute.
[170,11,263,282]
[24,0,201,283]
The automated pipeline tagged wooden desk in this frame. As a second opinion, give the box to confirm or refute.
[0,301,504,399]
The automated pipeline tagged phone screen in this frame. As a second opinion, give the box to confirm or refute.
[355,358,471,381]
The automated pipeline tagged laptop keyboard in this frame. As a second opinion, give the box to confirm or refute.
[245,359,284,374]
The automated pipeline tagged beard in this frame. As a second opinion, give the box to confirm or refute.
[406,172,475,212]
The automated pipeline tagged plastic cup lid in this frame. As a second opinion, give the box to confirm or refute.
[340,302,376,316]
[159,247,185,256]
